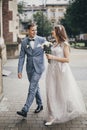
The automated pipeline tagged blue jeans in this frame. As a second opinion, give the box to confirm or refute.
[22,69,43,112]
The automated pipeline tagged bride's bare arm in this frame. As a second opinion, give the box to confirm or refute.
[46,45,70,63]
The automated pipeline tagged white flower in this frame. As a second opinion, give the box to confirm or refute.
[26,45,30,48]
[41,41,52,48]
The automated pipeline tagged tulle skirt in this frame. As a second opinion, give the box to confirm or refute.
[46,62,86,123]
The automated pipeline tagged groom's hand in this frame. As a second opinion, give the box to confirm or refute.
[18,73,22,79]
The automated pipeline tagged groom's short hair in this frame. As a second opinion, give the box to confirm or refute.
[27,23,36,30]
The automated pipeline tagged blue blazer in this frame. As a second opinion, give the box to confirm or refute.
[18,35,46,74]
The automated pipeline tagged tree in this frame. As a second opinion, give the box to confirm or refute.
[33,11,53,37]
[60,18,78,38]
[17,1,25,14]
[60,0,87,36]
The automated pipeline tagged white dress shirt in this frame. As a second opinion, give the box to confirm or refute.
[30,40,34,49]
[29,36,36,49]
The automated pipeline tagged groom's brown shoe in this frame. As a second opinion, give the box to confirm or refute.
[34,105,43,113]
[17,110,27,117]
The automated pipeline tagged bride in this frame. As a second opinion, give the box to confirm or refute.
[45,25,86,126]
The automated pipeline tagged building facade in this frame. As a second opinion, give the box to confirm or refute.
[2,0,19,43]
[2,0,19,58]
[0,0,3,100]
[46,0,69,25]
[19,0,69,29]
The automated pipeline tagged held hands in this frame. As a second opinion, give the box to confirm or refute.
[18,73,22,79]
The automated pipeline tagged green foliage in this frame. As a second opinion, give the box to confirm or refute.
[17,1,25,14]
[33,11,53,37]
[60,0,87,37]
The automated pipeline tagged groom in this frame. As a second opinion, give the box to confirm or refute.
[17,23,46,117]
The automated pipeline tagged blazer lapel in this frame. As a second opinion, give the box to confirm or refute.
[26,37,32,48]
[26,37,33,55]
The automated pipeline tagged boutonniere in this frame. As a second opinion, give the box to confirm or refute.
[26,44,30,48]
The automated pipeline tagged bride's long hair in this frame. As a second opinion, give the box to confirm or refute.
[54,25,68,44]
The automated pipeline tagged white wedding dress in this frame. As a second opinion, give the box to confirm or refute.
[46,41,86,123]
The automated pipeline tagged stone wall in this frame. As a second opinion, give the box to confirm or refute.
[2,0,13,43]
[2,0,19,43]
[2,0,19,58]
[0,58,3,101]
[6,43,19,59]
[9,0,19,42]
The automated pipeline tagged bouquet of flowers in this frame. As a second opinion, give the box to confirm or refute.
[42,41,53,63]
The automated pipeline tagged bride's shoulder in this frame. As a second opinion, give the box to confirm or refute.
[61,41,70,47]
[64,41,70,46]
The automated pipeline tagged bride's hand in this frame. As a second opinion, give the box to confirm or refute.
[46,54,54,59]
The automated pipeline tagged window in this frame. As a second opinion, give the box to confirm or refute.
[58,9,64,12]
[50,9,56,18]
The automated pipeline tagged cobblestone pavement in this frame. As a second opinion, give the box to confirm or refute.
[0,48,87,130]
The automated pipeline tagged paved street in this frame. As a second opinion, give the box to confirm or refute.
[0,48,87,130]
